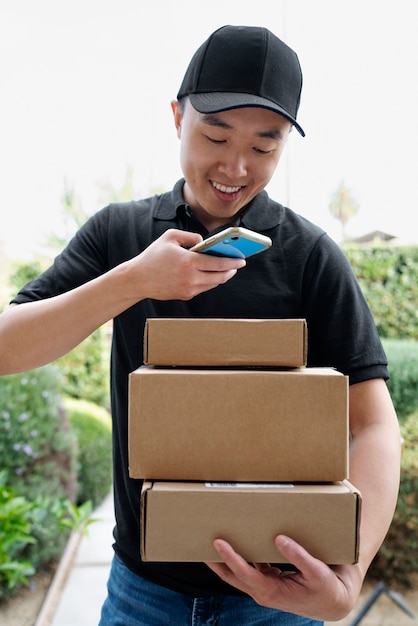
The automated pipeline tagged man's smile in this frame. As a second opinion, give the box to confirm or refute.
[211,181,243,194]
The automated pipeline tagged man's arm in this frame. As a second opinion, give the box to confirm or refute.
[0,229,245,375]
[206,378,401,622]
[342,378,401,590]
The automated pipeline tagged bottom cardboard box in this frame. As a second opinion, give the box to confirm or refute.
[140,480,361,565]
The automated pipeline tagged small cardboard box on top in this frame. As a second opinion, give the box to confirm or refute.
[143,318,307,367]
[128,366,349,482]
[140,480,361,564]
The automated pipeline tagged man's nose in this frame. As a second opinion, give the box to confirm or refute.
[219,153,248,179]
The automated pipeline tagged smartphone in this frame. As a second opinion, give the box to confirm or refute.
[189,227,272,259]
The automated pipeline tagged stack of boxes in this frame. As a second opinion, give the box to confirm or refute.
[128,318,361,565]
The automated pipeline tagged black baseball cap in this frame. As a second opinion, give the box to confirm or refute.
[177,25,305,137]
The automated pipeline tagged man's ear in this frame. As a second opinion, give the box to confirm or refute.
[171,100,183,138]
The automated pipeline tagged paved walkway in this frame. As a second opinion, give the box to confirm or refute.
[47,492,114,626]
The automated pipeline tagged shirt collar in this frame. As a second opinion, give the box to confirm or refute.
[154,179,282,231]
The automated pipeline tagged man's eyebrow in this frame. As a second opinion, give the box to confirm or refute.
[201,114,232,130]
[201,114,284,139]
[258,129,284,140]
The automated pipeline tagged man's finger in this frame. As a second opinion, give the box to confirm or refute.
[274,535,328,580]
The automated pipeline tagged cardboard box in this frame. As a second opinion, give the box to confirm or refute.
[140,480,361,564]
[128,367,349,482]
[143,318,307,367]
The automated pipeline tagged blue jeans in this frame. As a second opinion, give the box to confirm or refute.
[99,555,324,626]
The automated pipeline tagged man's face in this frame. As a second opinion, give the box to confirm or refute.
[172,99,292,231]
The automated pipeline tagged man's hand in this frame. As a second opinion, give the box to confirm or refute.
[0,229,246,374]
[206,380,400,622]
[128,229,246,302]
[206,535,362,622]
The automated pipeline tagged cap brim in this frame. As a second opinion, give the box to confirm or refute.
[189,92,305,137]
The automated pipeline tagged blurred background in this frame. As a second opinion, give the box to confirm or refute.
[1,0,417,257]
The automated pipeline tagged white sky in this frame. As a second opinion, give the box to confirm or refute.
[1,0,417,259]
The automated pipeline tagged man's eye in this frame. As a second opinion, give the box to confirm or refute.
[254,147,272,155]
[205,135,225,144]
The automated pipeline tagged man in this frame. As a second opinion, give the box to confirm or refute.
[0,25,400,625]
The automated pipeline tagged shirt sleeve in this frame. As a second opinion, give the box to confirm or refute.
[302,233,389,384]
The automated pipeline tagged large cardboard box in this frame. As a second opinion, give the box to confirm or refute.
[140,480,361,564]
[143,318,307,367]
[128,366,349,482]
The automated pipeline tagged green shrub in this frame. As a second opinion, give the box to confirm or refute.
[23,496,70,572]
[0,365,79,578]
[0,365,77,502]
[7,259,47,294]
[368,410,418,588]
[64,398,112,508]
[383,339,418,421]
[57,326,110,409]
[0,473,36,598]
[344,245,418,340]
[369,338,418,587]
[0,470,96,601]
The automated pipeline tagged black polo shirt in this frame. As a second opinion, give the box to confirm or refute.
[12,178,388,597]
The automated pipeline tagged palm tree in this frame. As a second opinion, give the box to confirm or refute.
[329,181,359,242]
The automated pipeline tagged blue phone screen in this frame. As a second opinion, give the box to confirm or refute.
[201,237,267,258]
